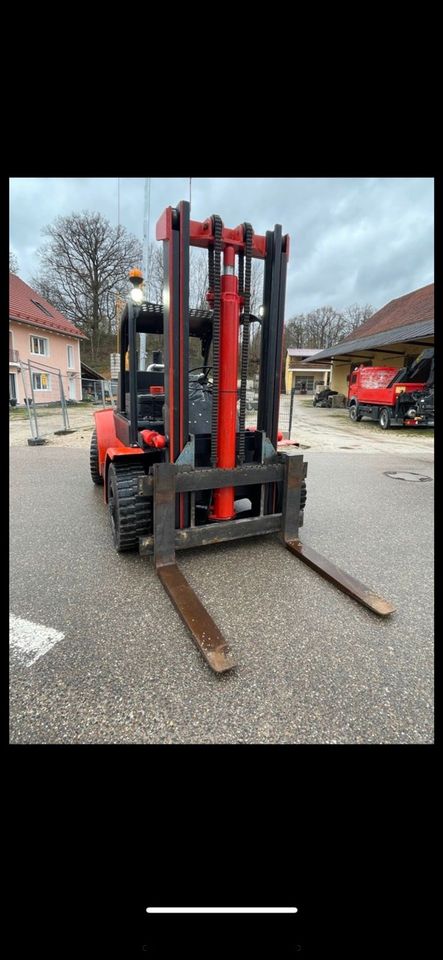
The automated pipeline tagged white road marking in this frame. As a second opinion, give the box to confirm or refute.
[9,614,64,666]
[146,907,298,914]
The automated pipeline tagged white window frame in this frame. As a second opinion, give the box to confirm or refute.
[30,335,49,357]
[67,344,75,369]
[32,372,51,391]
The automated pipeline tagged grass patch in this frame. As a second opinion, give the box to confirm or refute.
[9,408,29,420]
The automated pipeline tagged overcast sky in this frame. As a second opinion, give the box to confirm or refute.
[9,177,434,318]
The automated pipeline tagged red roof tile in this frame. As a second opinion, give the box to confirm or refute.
[341,283,434,342]
[9,273,88,339]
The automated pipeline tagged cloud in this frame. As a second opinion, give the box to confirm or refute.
[9,177,434,317]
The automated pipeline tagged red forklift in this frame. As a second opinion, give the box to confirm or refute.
[90,201,395,672]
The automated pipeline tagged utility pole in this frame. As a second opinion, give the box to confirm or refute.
[140,178,151,371]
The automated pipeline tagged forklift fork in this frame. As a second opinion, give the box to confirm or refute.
[152,461,236,672]
[156,564,236,673]
[278,450,395,618]
[149,454,394,674]
[283,540,395,617]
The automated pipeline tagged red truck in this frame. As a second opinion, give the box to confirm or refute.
[347,348,434,429]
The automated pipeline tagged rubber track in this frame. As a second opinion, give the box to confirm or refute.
[109,462,152,551]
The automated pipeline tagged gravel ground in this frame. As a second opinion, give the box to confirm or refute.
[10,394,435,456]
[9,445,433,744]
[9,404,99,446]
[278,395,435,455]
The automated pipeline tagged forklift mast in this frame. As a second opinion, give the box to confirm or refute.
[156,202,287,491]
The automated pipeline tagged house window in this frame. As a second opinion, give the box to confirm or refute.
[30,335,49,356]
[32,372,51,391]
[67,345,74,368]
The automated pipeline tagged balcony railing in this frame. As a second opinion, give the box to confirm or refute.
[9,348,19,363]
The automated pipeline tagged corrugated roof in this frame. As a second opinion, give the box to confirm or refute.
[9,273,88,340]
[340,283,433,341]
[304,319,434,362]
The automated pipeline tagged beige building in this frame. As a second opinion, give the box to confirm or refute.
[284,348,332,394]
[303,284,434,395]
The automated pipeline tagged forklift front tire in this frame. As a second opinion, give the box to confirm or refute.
[90,428,103,485]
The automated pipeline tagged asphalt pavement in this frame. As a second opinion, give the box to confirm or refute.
[9,445,434,743]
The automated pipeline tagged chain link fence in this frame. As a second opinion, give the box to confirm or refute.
[9,360,115,446]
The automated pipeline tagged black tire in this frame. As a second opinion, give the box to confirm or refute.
[107,462,152,552]
[90,428,103,485]
[349,405,362,422]
[275,478,307,516]
[379,408,391,430]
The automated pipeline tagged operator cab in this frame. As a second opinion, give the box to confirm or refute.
[122,350,165,433]
[115,292,216,450]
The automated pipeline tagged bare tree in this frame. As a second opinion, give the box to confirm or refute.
[32,212,142,361]
[142,243,264,371]
[304,306,349,348]
[284,303,375,351]
[144,244,263,310]
[190,249,209,309]
[10,251,19,273]
[342,302,374,333]
[285,315,307,349]
[145,242,164,304]
[245,260,263,370]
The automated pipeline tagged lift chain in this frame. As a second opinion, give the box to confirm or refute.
[237,222,253,463]
[210,215,223,466]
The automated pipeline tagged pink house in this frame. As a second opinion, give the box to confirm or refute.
[9,273,87,404]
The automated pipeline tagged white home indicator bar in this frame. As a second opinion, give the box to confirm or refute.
[147,907,298,914]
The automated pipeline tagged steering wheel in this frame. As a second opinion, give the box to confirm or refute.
[189,366,213,382]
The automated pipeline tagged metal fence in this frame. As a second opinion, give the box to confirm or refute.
[244,379,298,440]
[9,360,114,446]
[10,364,310,447]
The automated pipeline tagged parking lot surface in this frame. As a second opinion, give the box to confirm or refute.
[9,441,434,744]
[280,395,435,455]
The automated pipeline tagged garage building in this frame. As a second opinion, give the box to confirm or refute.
[304,283,433,395]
